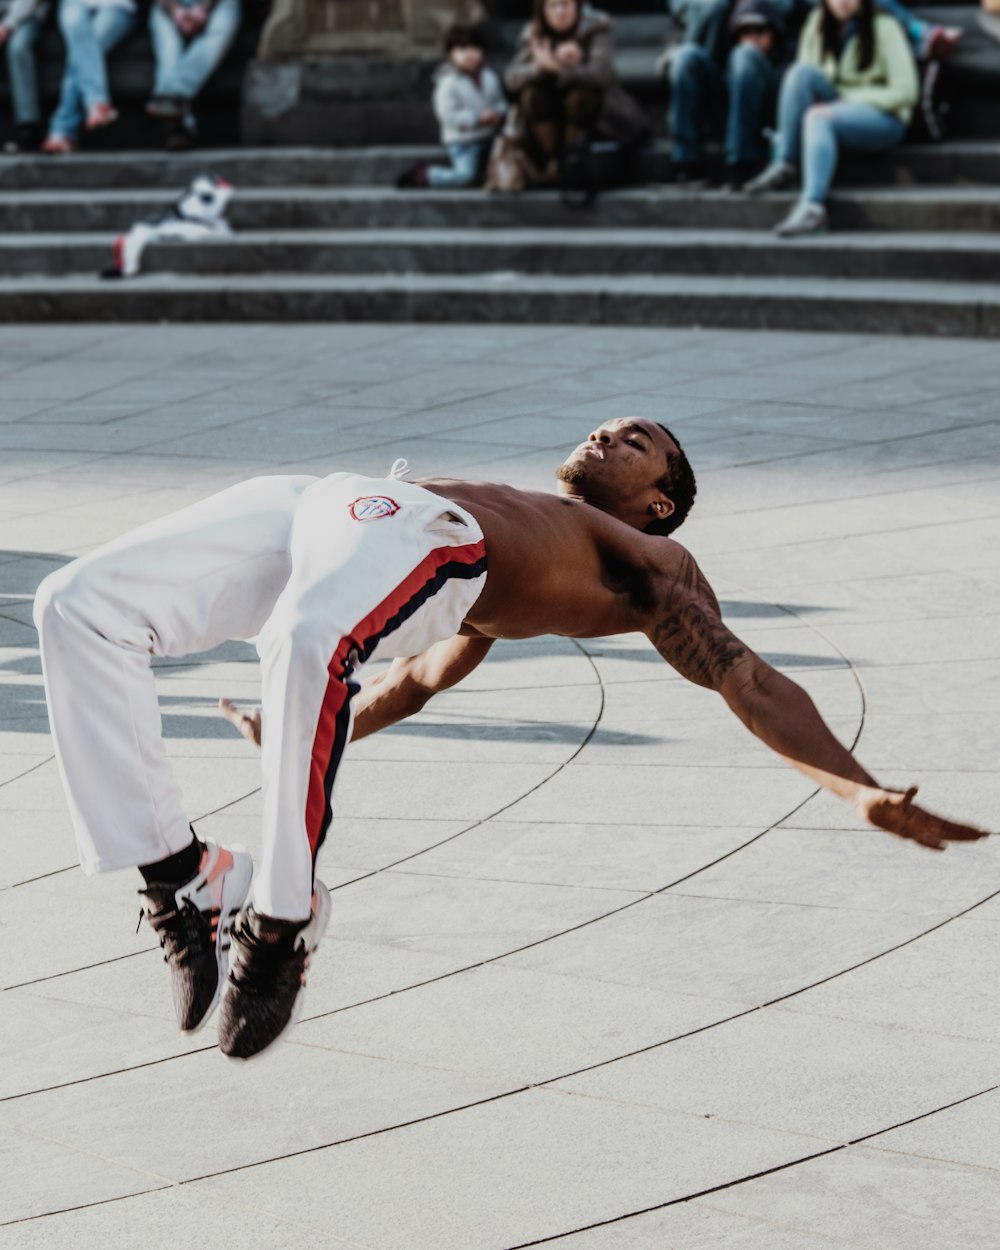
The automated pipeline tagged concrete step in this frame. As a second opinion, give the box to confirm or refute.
[3,141,1000,192]
[2,271,998,337]
[4,185,1000,234]
[7,228,1000,285]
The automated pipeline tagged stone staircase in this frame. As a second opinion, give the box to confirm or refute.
[2,143,1000,334]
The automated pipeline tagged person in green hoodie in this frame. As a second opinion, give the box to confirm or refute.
[744,0,918,235]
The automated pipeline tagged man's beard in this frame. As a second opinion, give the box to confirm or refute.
[555,460,588,488]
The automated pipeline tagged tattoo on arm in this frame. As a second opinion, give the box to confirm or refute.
[649,551,747,689]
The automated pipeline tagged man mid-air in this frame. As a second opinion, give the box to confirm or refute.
[34,419,990,1061]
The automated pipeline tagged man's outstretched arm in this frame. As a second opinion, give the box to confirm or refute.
[645,546,990,851]
[220,634,494,747]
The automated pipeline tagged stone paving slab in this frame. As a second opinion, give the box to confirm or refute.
[1,324,998,1247]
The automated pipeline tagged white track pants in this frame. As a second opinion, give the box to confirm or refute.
[34,472,487,920]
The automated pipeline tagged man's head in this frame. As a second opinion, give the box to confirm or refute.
[444,24,485,73]
[555,418,697,536]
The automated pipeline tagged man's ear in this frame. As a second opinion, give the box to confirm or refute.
[649,492,675,521]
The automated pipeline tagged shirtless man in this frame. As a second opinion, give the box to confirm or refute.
[34,418,989,1061]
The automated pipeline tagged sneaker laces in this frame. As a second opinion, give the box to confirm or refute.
[228,915,306,996]
[138,891,212,969]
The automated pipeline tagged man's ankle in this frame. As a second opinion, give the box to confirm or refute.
[139,830,203,887]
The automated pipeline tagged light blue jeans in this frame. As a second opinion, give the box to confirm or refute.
[426,139,489,188]
[149,0,240,106]
[5,14,44,124]
[49,0,136,138]
[669,40,777,166]
[775,62,907,204]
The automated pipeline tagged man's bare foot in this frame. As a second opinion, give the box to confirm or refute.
[219,697,261,747]
[85,102,118,131]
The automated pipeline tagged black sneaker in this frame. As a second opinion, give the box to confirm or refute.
[139,837,253,1033]
[218,881,331,1060]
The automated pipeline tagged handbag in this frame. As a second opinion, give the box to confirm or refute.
[559,137,631,208]
[485,106,539,195]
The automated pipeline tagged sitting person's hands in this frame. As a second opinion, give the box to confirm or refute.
[479,108,504,128]
[555,39,583,67]
[530,34,561,73]
[0,24,11,46]
[175,3,208,36]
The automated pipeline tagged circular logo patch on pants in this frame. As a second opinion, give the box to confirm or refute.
[349,495,401,522]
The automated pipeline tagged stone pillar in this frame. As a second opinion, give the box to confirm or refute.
[242,0,489,146]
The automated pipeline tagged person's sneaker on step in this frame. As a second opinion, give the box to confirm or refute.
[218,881,332,1060]
[774,200,827,237]
[743,160,797,195]
[396,162,429,189]
[138,833,253,1033]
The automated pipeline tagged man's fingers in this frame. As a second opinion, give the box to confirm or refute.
[218,696,262,746]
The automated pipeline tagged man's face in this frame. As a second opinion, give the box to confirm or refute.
[825,0,861,21]
[555,418,678,527]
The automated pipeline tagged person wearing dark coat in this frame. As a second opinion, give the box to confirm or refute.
[504,0,619,170]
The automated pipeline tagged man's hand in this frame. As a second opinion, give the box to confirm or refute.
[479,108,503,127]
[0,24,11,47]
[219,696,260,747]
[855,784,990,852]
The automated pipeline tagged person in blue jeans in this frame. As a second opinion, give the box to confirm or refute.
[744,0,918,234]
[42,0,135,153]
[146,0,240,151]
[668,0,794,187]
[0,0,48,151]
[665,0,957,188]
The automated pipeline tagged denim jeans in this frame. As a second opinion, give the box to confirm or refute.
[775,62,907,204]
[669,40,777,166]
[426,139,489,189]
[150,0,240,106]
[5,14,44,124]
[49,0,136,138]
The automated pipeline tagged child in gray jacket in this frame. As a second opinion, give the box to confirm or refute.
[398,25,507,189]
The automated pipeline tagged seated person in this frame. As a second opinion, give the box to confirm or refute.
[42,0,134,154]
[398,24,506,189]
[146,0,241,151]
[745,0,918,236]
[0,0,47,152]
[667,0,793,187]
[504,0,617,174]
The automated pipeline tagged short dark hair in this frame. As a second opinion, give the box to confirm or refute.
[444,23,485,53]
[643,423,697,537]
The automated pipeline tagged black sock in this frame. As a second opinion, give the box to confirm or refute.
[139,830,204,887]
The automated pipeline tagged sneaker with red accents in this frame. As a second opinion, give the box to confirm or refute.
[139,837,253,1033]
[218,882,332,1060]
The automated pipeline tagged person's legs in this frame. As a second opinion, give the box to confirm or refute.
[426,140,486,188]
[725,41,777,168]
[800,99,906,204]
[669,43,724,167]
[57,0,108,112]
[774,62,839,165]
[563,85,602,146]
[519,79,563,162]
[220,474,487,1059]
[6,15,45,126]
[169,0,240,100]
[87,1,136,106]
[34,473,316,1032]
[149,1,184,97]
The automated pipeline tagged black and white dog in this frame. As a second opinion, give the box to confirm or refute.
[103,173,234,279]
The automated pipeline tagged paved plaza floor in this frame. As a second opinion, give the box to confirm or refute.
[1,323,999,1249]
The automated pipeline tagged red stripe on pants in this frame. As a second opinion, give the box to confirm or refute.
[304,539,486,855]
